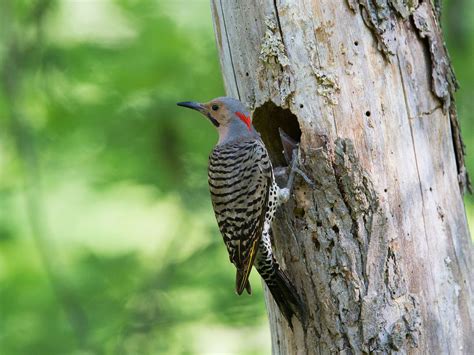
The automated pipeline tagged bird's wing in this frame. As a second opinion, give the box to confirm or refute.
[208,139,273,294]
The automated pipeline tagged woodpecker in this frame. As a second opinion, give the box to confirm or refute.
[177,97,306,326]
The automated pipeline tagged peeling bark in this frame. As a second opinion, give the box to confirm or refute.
[211,0,473,353]
[346,0,469,192]
[268,138,422,353]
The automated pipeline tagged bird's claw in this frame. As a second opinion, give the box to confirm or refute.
[293,167,315,188]
[287,148,314,190]
[278,188,290,204]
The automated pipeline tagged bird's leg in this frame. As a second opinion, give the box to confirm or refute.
[278,147,314,204]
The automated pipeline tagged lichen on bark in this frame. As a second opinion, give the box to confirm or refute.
[260,16,290,67]
[311,67,340,105]
[258,15,294,108]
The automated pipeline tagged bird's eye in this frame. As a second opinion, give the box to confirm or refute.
[211,104,219,111]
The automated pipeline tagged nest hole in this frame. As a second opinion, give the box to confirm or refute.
[253,101,302,167]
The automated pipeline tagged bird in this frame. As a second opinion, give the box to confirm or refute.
[177,96,306,326]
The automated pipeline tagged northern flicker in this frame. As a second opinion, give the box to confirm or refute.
[177,97,306,326]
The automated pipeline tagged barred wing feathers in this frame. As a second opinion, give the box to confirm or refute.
[208,139,272,295]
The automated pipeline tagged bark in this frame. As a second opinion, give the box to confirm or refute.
[210,1,473,354]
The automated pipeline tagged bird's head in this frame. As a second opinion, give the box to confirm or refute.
[177,96,256,144]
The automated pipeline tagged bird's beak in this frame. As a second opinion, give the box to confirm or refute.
[177,101,204,112]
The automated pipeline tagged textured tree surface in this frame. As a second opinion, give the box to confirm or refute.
[211,1,474,354]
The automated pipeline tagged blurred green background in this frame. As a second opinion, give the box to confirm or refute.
[0,1,472,354]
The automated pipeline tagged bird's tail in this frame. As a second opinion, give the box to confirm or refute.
[235,268,252,294]
[263,266,307,328]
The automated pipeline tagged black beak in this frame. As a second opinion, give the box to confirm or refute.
[177,101,204,112]
[177,100,220,128]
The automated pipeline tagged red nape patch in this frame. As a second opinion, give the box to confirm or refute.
[236,112,252,131]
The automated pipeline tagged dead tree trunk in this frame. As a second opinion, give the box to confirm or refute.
[211,1,473,353]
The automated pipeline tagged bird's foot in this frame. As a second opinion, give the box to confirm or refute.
[285,148,314,193]
[278,187,290,204]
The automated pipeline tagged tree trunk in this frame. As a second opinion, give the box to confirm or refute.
[210,1,473,353]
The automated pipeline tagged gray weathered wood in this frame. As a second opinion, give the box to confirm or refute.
[210,1,474,353]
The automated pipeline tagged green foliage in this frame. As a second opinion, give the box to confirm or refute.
[0,1,268,354]
[0,1,472,354]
